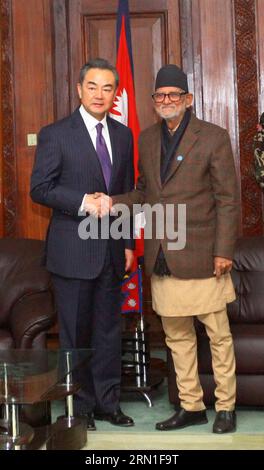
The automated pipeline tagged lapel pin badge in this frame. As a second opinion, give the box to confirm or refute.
[176,155,184,161]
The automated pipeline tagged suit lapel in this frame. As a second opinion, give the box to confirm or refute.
[150,123,162,189]
[163,114,200,185]
[70,109,106,188]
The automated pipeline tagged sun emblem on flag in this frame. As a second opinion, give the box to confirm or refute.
[110,88,128,125]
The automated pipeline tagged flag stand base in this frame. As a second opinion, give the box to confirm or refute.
[121,368,164,407]
[121,314,164,407]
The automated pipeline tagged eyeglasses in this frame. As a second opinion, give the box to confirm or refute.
[151,92,187,103]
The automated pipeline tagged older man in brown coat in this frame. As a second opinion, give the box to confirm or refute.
[96,64,239,434]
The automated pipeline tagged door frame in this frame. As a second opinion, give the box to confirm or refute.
[0,0,17,237]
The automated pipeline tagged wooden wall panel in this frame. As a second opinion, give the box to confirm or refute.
[0,0,16,237]
[199,1,238,140]
[52,0,70,120]
[256,0,264,113]
[0,2,5,237]
[0,28,2,236]
[234,0,262,235]
[199,0,242,230]
[180,0,242,229]
[180,0,263,236]
[180,0,203,117]
[180,0,239,144]
[256,0,264,223]
[12,0,54,239]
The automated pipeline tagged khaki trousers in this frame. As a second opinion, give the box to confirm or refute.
[162,309,236,412]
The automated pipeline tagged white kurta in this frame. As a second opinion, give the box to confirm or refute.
[151,273,236,317]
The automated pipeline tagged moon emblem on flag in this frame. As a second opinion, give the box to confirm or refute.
[127,282,136,290]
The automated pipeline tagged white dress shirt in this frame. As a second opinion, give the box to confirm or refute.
[79,105,113,161]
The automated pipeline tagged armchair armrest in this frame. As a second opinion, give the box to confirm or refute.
[9,290,56,348]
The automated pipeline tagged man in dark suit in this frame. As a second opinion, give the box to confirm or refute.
[30,58,135,430]
[104,64,239,433]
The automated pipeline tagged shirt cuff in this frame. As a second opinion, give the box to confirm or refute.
[79,194,87,213]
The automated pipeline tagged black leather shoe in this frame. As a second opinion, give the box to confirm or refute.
[156,408,208,431]
[213,411,236,434]
[94,408,134,427]
[77,412,96,431]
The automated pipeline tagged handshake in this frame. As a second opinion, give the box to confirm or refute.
[83,192,114,217]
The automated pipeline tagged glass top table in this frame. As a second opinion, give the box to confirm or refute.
[0,349,92,450]
[0,349,92,405]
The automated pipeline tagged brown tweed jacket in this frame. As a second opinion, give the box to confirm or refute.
[112,113,240,279]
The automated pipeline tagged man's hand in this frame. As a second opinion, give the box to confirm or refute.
[125,249,134,272]
[83,193,102,217]
[93,193,114,217]
[213,256,233,279]
[83,193,113,217]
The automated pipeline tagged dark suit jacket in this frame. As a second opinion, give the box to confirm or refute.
[112,113,239,279]
[30,108,134,280]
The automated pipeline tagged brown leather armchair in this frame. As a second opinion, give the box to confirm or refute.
[167,236,264,406]
[0,238,56,349]
[0,238,57,425]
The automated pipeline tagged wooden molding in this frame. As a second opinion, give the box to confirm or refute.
[234,0,263,235]
[0,0,17,237]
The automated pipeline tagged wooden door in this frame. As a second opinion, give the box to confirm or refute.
[53,0,181,131]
